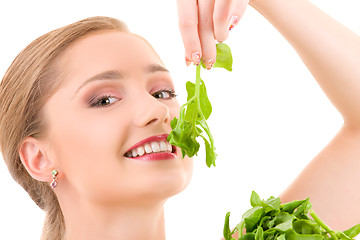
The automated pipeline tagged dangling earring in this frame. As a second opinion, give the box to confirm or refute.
[51,169,58,189]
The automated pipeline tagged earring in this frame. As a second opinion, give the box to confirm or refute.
[51,169,58,189]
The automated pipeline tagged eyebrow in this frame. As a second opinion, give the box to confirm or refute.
[146,64,169,74]
[73,64,169,98]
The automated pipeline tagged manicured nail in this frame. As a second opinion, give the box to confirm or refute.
[206,59,215,70]
[185,57,192,67]
[192,52,201,65]
[228,16,239,31]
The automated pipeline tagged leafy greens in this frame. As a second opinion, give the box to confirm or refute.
[167,43,233,167]
[224,191,360,240]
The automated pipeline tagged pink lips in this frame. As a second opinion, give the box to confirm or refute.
[125,134,177,161]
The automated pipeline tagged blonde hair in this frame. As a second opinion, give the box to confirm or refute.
[0,16,129,240]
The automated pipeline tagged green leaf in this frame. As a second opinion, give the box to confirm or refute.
[224,212,232,240]
[281,199,308,214]
[226,192,360,240]
[250,192,281,211]
[250,191,263,208]
[263,228,278,240]
[184,82,196,122]
[239,233,256,240]
[342,224,360,239]
[168,117,200,158]
[264,196,281,211]
[242,206,264,220]
[185,79,212,122]
[285,229,324,240]
[277,234,286,240]
[170,116,178,129]
[260,216,273,229]
[255,226,264,240]
[199,78,212,119]
[199,133,216,167]
[294,199,312,219]
[213,42,233,71]
[274,218,294,232]
[273,212,295,231]
[245,216,262,232]
[186,81,195,101]
[184,101,197,122]
[293,220,321,235]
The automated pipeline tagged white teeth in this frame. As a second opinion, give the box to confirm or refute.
[131,149,137,157]
[144,143,152,154]
[160,141,168,152]
[166,142,172,152]
[151,141,160,153]
[137,146,145,156]
[126,140,173,157]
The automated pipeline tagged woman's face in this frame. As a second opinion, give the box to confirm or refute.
[43,31,193,205]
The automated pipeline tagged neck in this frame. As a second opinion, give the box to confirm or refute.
[60,196,166,240]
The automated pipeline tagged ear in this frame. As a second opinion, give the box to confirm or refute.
[19,137,54,182]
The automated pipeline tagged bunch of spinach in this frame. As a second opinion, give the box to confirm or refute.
[167,43,233,167]
[224,191,360,240]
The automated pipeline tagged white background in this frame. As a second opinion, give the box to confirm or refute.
[0,0,359,239]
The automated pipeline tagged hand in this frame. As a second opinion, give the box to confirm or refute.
[176,0,249,69]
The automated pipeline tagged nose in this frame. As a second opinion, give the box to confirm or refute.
[133,93,171,128]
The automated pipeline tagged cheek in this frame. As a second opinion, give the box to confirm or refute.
[46,106,130,188]
[48,114,136,201]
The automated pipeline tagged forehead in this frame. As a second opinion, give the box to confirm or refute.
[60,31,162,77]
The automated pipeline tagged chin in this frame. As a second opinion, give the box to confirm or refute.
[141,157,193,202]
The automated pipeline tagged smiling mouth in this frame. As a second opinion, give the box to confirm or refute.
[124,139,176,158]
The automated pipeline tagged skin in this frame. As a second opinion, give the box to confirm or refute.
[20,31,193,240]
[177,0,249,68]
[177,0,360,231]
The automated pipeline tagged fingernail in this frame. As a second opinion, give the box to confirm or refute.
[185,57,192,67]
[192,52,201,65]
[228,16,239,31]
[206,59,215,70]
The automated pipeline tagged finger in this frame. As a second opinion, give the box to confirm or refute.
[228,0,249,30]
[213,0,233,42]
[177,0,202,66]
[198,0,217,69]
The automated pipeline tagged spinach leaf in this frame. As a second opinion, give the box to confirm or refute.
[168,43,233,167]
[342,224,360,239]
[224,192,360,240]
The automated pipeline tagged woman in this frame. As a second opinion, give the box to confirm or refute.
[0,16,193,240]
[176,0,360,231]
[1,1,359,240]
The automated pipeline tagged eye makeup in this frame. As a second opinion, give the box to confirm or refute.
[89,95,120,107]
[82,84,122,108]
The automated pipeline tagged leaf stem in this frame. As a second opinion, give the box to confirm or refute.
[309,210,338,240]
[198,120,214,149]
[195,65,204,119]
[195,65,209,137]
[195,64,201,96]
[195,65,216,166]
[181,97,195,109]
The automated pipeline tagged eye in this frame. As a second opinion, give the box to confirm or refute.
[90,95,119,107]
[152,89,177,100]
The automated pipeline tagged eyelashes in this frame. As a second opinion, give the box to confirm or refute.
[152,89,177,100]
[89,95,119,107]
[89,88,177,108]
